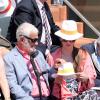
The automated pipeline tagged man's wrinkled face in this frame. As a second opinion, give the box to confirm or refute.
[22,32,38,53]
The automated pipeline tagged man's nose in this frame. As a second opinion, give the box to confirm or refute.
[35,41,38,45]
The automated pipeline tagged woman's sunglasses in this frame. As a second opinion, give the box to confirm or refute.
[61,39,75,42]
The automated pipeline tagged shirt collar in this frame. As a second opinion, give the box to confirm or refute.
[16,46,30,60]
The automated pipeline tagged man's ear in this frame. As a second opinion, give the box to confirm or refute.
[20,37,25,42]
[19,37,26,45]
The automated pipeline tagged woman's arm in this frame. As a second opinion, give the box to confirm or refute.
[0,55,11,100]
[76,49,96,92]
[0,47,11,100]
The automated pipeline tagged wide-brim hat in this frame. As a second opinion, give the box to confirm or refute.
[55,20,83,40]
[0,35,11,48]
[0,0,16,17]
[0,28,11,48]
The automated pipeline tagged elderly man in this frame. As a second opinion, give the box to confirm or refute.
[7,0,61,65]
[81,37,100,87]
[4,22,54,100]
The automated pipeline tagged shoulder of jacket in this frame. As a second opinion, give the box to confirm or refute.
[81,43,95,54]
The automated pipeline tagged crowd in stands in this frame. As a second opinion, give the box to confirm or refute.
[0,0,100,100]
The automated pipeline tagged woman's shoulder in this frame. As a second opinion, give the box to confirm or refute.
[0,47,10,57]
[52,47,62,55]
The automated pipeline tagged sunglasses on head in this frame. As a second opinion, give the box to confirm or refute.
[22,35,38,43]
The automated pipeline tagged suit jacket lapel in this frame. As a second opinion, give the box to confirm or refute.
[13,47,33,83]
[32,0,41,18]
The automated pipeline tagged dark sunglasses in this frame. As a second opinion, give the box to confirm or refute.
[61,39,75,42]
[23,35,38,43]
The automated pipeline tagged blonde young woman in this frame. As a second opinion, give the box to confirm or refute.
[50,20,98,100]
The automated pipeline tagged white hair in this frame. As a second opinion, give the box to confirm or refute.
[16,22,38,41]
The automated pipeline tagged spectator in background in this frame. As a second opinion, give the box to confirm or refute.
[6,0,61,66]
[50,20,98,100]
[4,22,55,100]
[81,37,100,87]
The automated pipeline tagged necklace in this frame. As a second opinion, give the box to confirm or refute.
[61,50,73,62]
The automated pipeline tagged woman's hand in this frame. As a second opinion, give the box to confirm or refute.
[77,72,89,82]
[54,58,66,69]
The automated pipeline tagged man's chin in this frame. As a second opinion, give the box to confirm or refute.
[30,48,36,53]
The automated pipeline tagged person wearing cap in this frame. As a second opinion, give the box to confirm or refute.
[6,0,61,67]
[0,0,15,18]
[0,34,11,100]
[81,37,100,87]
[50,20,98,100]
[0,0,16,44]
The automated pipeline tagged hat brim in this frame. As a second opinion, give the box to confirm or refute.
[55,30,83,40]
[0,35,11,48]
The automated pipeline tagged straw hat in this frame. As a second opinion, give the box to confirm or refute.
[0,0,16,17]
[0,28,11,48]
[55,20,83,40]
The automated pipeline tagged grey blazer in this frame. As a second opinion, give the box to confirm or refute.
[3,47,50,100]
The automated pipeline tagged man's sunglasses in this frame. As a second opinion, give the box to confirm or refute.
[22,35,38,43]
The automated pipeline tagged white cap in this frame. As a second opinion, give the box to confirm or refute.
[0,0,16,18]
